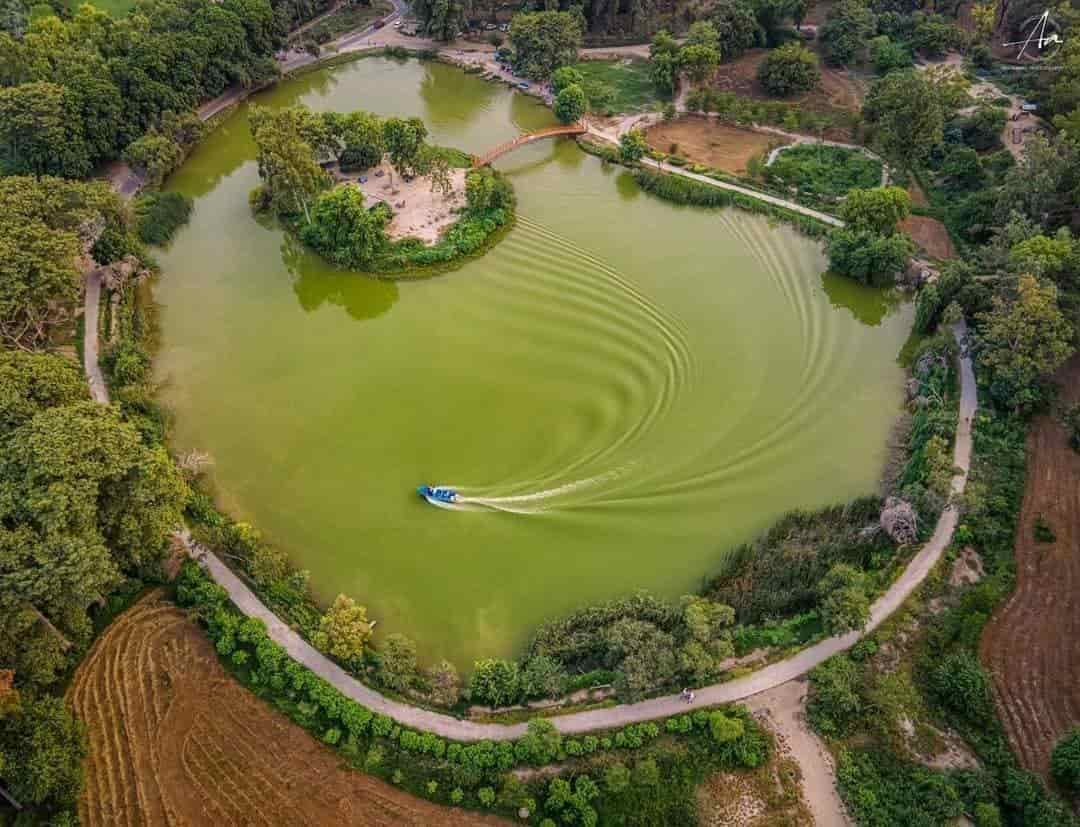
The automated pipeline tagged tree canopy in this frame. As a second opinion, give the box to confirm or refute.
[509,11,583,81]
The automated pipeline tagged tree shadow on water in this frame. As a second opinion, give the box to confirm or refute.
[281,234,399,321]
[820,270,905,327]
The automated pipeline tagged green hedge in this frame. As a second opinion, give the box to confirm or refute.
[175,560,770,823]
[632,169,830,238]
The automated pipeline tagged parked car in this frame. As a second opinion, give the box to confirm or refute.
[518,81,529,90]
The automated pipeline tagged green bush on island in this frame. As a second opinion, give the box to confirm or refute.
[248,104,514,275]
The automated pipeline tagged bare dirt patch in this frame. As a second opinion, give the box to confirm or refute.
[68,591,506,827]
[900,215,957,260]
[980,353,1080,780]
[708,50,865,141]
[339,161,467,245]
[645,117,787,174]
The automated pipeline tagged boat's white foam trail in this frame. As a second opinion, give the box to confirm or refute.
[439,470,625,514]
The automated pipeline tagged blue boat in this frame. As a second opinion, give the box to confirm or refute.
[417,485,458,505]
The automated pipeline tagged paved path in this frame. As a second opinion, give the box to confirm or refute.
[85,19,976,741]
[173,323,975,740]
[585,124,845,227]
[82,269,109,404]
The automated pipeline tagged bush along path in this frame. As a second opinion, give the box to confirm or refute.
[584,121,845,227]
[91,320,975,742]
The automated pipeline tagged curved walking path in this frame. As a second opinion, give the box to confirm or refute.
[95,323,971,742]
[83,15,974,740]
[584,123,845,227]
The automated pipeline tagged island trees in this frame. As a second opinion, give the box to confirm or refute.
[300,186,392,269]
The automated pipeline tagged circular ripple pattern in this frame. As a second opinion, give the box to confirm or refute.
[153,57,912,663]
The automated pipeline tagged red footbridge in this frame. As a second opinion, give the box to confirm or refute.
[472,121,588,168]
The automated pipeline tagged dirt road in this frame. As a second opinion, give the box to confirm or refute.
[981,354,1080,779]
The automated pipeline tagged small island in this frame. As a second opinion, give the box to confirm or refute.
[248,105,514,276]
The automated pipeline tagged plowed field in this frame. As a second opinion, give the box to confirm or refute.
[67,592,506,826]
[980,355,1080,779]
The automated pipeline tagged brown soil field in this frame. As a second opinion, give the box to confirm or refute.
[900,215,957,260]
[709,49,865,141]
[645,117,787,173]
[980,354,1080,780]
[67,592,506,827]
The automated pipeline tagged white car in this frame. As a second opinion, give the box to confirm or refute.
[393,19,402,27]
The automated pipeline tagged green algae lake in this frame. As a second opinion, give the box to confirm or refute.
[154,56,913,666]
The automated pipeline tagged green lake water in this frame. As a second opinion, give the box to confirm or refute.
[154,57,913,666]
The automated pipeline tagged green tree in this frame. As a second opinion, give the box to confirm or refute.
[0,694,85,809]
[995,133,1077,228]
[0,82,89,177]
[752,0,805,44]
[249,105,330,222]
[868,36,910,73]
[376,633,418,692]
[519,718,562,765]
[336,110,384,171]
[839,186,910,235]
[602,618,678,699]
[827,228,915,286]
[678,43,721,84]
[413,0,467,41]
[618,129,649,164]
[554,83,587,123]
[708,710,745,744]
[300,186,391,269]
[1051,727,1080,792]
[122,132,183,189]
[465,167,513,212]
[757,43,820,97]
[313,594,373,665]
[819,0,876,65]
[710,0,762,59]
[0,350,86,438]
[520,654,566,699]
[816,563,871,633]
[551,65,584,95]
[382,116,429,180]
[469,658,521,707]
[976,273,1074,412]
[863,70,943,166]
[649,29,680,94]
[509,11,583,81]
[926,650,995,728]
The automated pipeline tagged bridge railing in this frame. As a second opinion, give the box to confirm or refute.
[472,121,588,168]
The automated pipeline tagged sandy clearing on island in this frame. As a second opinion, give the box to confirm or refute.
[344,161,467,245]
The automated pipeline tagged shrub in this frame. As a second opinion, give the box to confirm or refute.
[469,658,521,707]
[757,43,820,97]
[1050,728,1080,792]
[554,84,587,123]
[477,786,496,807]
[133,192,194,245]
[926,650,995,729]
[808,655,863,736]
[518,719,562,765]
[826,228,915,286]
[603,762,631,793]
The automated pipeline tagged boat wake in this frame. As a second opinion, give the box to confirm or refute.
[437,471,624,514]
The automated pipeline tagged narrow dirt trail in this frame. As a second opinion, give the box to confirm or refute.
[980,354,1080,779]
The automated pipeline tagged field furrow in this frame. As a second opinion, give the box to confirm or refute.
[69,591,505,826]
[981,354,1080,779]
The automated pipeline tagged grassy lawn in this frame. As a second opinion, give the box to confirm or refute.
[296,0,393,43]
[573,59,668,114]
[764,144,882,198]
